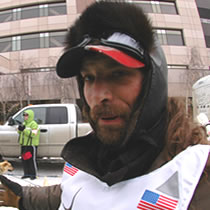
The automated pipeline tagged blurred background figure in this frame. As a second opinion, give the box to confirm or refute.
[17,109,40,180]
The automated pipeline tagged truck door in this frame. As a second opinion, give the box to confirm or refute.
[0,120,20,157]
[45,106,71,157]
[29,107,49,158]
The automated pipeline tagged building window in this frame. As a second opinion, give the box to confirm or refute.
[128,0,178,14]
[158,1,177,14]
[49,31,66,47]
[40,33,49,48]
[0,10,12,23]
[40,3,67,17]
[21,34,40,50]
[168,65,188,69]
[0,31,66,52]
[0,2,66,23]
[21,67,55,73]
[0,37,12,52]
[40,4,49,17]
[12,36,21,51]
[201,20,210,48]
[13,8,21,21]
[155,29,184,46]
[21,5,39,20]
[198,8,210,20]
[48,3,67,16]
[205,35,210,48]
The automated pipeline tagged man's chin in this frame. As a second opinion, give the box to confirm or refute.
[96,128,125,146]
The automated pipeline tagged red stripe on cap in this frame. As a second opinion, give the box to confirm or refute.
[85,45,145,68]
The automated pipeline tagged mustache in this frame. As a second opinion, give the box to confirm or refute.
[90,104,129,121]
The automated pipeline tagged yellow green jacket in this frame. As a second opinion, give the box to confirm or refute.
[18,109,40,146]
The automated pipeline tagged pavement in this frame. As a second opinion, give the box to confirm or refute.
[6,157,65,177]
[0,158,65,209]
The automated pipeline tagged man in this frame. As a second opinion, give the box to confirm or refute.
[0,1,209,209]
[18,109,40,180]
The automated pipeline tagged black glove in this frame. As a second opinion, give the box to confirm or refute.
[0,175,22,208]
[18,125,25,131]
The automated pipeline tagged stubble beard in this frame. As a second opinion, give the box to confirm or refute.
[88,104,131,146]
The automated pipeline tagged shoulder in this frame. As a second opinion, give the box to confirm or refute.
[61,132,96,162]
[149,144,210,172]
[205,153,210,170]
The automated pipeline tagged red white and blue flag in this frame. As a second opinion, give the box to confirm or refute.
[137,190,178,210]
[64,162,79,176]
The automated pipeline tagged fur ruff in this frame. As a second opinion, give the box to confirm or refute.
[65,1,154,52]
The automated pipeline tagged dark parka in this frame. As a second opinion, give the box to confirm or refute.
[20,1,210,210]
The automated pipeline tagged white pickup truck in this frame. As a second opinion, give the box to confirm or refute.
[0,104,92,158]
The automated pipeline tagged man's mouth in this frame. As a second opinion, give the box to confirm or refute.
[99,115,124,126]
[101,116,118,120]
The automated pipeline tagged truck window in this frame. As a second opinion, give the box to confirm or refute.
[75,105,82,123]
[13,114,24,125]
[14,107,46,125]
[46,107,68,124]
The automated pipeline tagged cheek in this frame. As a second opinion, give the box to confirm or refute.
[122,87,140,107]
[122,77,143,107]
[83,85,91,106]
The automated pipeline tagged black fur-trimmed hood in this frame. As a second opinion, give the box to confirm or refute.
[65,1,154,52]
[60,1,168,185]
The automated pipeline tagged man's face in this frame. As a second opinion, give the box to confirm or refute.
[81,55,144,145]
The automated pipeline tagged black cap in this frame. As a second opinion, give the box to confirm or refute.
[56,32,147,78]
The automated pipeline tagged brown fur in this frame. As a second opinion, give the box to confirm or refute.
[165,97,209,160]
[65,1,154,52]
[0,160,14,175]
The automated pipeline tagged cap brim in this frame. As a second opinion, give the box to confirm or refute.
[85,45,145,69]
[56,45,145,78]
[56,48,85,78]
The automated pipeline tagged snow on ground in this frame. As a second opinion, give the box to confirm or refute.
[0,175,61,210]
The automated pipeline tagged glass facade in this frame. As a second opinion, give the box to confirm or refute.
[99,0,178,14]
[196,1,210,48]
[0,37,12,52]
[0,2,66,23]
[134,1,178,14]
[21,67,55,73]
[0,10,12,23]
[155,29,184,46]
[0,31,66,52]
[49,31,66,48]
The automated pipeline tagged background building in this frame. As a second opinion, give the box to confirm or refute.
[195,0,210,48]
[0,0,209,122]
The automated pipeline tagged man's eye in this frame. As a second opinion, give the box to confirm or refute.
[82,75,95,82]
[112,71,126,78]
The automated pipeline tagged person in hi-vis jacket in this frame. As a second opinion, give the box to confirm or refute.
[18,109,40,180]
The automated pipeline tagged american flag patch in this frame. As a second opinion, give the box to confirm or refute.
[64,163,79,176]
[137,190,178,210]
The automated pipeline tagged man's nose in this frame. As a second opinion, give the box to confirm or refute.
[92,80,113,104]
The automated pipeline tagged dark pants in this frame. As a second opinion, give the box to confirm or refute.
[21,146,38,178]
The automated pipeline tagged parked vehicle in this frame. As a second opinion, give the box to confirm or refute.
[192,75,210,121]
[192,75,210,140]
[0,104,92,158]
